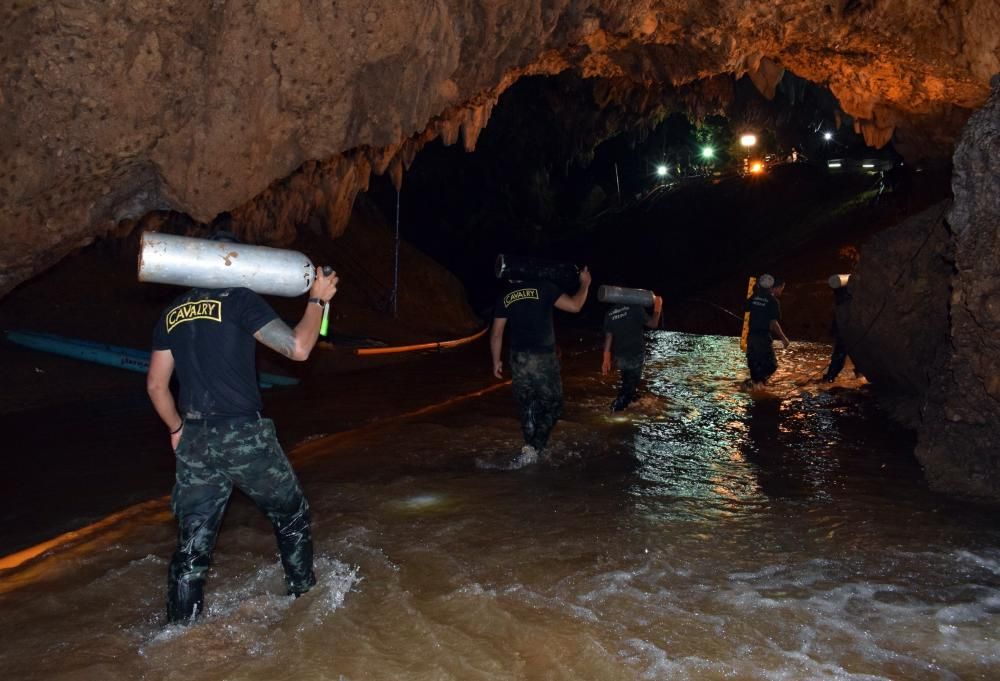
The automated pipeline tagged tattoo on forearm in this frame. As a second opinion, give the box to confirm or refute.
[256,319,297,358]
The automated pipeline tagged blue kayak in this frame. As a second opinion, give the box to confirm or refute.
[3,330,299,389]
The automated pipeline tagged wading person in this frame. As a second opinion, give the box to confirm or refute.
[823,279,853,382]
[146,233,338,624]
[490,266,592,463]
[743,274,790,390]
[601,293,662,411]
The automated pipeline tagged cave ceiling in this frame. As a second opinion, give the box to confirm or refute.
[1,0,997,295]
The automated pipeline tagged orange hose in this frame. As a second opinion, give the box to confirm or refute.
[354,327,487,356]
[0,377,508,578]
[0,499,170,575]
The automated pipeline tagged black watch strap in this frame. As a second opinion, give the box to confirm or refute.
[308,297,326,307]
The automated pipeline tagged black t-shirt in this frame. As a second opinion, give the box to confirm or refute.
[152,287,279,417]
[604,304,650,358]
[745,290,781,337]
[494,280,562,352]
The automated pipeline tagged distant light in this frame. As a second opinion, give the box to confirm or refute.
[749,161,764,174]
[656,165,669,177]
[862,163,875,168]
[827,161,842,168]
[740,134,757,147]
[701,146,715,159]
[823,132,834,141]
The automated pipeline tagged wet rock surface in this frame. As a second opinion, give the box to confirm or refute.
[917,77,1000,499]
[841,202,953,426]
[843,77,1000,500]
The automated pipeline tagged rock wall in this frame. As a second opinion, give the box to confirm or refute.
[842,77,1000,499]
[916,76,1000,499]
[2,1,998,296]
[841,202,953,427]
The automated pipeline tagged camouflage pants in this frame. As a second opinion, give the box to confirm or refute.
[510,350,563,451]
[613,353,644,411]
[168,417,315,623]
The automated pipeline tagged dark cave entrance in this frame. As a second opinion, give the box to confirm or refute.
[362,70,948,339]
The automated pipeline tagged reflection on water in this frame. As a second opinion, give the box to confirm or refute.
[1,333,998,680]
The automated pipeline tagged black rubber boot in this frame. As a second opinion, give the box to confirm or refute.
[167,554,206,624]
[272,501,316,597]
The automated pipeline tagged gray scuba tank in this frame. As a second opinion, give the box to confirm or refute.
[138,232,317,297]
[598,285,656,307]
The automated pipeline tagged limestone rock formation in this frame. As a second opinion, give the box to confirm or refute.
[842,76,1000,499]
[2,1,998,296]
[841,203,953,426]
[917,76,1000,499]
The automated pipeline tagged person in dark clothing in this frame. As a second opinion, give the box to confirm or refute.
[490,267,592,463]
[823,281,853,382]
[744,274,790,389]
[146,236,338,625]
[602,294,663,411]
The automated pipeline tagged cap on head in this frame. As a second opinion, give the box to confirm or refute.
[757,273,775,289]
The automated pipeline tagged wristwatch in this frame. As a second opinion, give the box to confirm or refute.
[308,297,327,307]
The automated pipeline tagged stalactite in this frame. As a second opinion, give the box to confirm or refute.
[2,0,997,295]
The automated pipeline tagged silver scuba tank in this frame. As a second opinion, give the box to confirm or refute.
[137,232,317,297]
[597,285,656,307]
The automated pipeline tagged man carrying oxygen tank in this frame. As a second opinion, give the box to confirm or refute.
[601,289,663,411]
[490,265,592,464]
[145,228,339,624]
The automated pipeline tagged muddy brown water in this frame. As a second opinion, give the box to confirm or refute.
[1,333,997,680]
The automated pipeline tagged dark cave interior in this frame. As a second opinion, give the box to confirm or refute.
[362,70,947,334]
[2,67,952,346]
[0,61,982,510]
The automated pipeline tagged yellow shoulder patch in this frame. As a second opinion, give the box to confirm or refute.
[503,288,540,307]
[166,299,223,333]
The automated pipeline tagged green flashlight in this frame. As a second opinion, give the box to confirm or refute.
[320,303,330,337]
[319,265,333,337]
